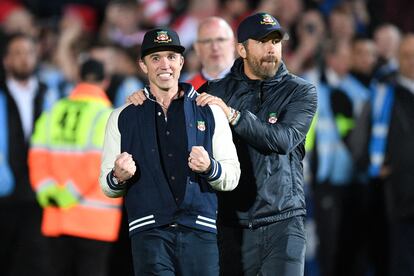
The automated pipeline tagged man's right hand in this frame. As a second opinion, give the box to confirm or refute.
[113,152,136,182]
[196,92,231,118]
[127,89,146,105]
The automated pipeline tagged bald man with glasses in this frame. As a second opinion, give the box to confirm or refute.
[188,17,236,89]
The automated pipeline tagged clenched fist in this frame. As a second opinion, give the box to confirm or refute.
[113,152,136,182]
[188,146,211,173]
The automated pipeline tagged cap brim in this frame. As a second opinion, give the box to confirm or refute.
[259,29,289,41]
[141,45,185,59]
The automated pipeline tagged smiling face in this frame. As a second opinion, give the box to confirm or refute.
[139,50,184,93]
[237,34,282,80]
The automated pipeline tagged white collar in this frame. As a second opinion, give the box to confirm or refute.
[201,67,231,81]
[7,77,38,96]
[6,77,38,141]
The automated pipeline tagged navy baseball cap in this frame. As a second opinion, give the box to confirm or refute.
[237,12,289,43]
[141,28,185,59]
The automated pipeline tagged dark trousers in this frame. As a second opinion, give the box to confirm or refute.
[218,216,306,276]
[389,220,414,276]
[0,203,51,276]
[48,235,112,276]
[108,207,134,276]
[131,225,219,276]
[314,183,389,276]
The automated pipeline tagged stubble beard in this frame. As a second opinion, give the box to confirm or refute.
[246,53,280,80]
[10,69,34,82]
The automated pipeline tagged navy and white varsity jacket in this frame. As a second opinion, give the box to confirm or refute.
[100,83,240,236]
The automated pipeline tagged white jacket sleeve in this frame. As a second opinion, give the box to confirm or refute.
[99,105,128,198]
[206,105,240,191]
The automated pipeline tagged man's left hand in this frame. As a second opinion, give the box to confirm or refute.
[188,146,211,173]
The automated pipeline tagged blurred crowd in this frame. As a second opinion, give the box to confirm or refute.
[1,0,414,275]
[0,0,413,95]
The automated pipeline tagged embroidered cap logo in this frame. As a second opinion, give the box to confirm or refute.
[261,14,276,25]
[155,31,172,43]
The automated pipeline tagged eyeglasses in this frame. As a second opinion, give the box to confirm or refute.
[197,37,230,46]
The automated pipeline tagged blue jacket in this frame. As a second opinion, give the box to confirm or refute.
[100,83,240,236]
[0,91,14,197]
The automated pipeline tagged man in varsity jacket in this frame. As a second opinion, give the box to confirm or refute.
[99,28,240,276]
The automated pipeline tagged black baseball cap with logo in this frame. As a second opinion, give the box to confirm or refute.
[237,12,289,43]
[140,28,185,59]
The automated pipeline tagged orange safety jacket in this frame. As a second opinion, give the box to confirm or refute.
[28,83,122,242]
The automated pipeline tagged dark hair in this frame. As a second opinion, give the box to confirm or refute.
[2,33,37,57]
[80,58,105,82]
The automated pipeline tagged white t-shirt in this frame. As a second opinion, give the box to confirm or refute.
[7,77,38,141]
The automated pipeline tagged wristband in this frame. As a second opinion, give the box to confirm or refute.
[227,107,240,125]
[227,107,235,122]
[228,108,240,125]
[111,169,125,185]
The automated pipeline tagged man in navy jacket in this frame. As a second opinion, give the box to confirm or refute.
[100,28,240,276]
[196,13,317,276]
